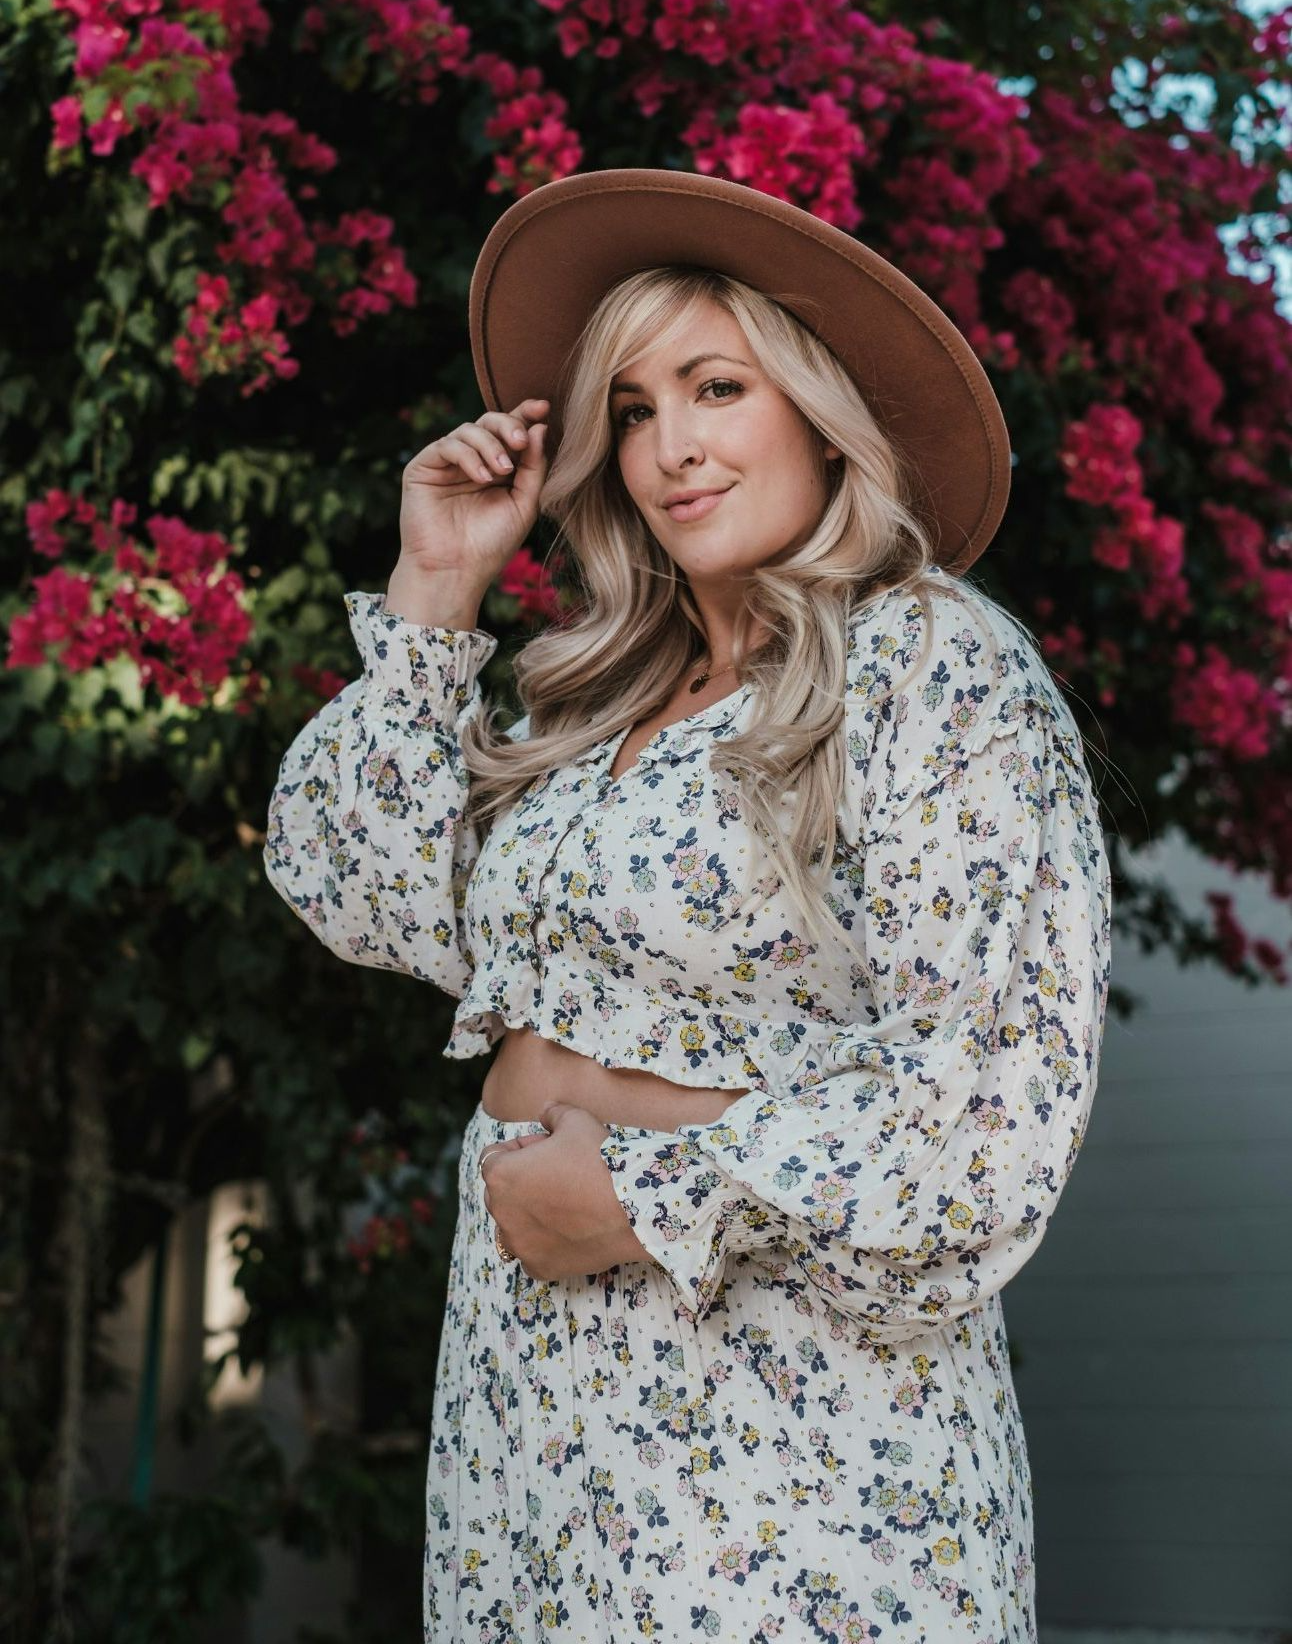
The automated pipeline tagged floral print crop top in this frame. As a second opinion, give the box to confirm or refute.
[264,570,1113,1343]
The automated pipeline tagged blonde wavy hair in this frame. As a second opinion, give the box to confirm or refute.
[461,263,990,957]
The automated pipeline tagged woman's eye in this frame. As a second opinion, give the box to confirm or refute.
[616,378,742,430]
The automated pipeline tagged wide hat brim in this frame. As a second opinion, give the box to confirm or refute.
[469,167,1012,576]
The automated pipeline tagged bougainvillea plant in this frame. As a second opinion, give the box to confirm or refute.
[2,0,1288,1636]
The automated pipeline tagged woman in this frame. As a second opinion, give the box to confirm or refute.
[264,170,1112,1643]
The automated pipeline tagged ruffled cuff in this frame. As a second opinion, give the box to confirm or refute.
[599,1128,786,1323]
[343,589,498,723]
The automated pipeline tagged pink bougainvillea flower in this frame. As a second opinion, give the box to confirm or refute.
[6,488,256,710]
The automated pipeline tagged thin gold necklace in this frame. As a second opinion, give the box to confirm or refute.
[688,658,737,693]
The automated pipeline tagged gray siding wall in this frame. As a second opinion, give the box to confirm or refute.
[1004,827,1292,1629]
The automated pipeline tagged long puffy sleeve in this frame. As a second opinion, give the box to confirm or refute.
[263,589,523,998]
[600,642,1113,1343]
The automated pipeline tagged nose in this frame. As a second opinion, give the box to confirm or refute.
[648,403,705,473]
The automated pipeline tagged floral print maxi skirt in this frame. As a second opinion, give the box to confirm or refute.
[424,1104,1039,1643]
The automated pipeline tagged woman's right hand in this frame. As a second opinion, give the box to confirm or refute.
[398,397,551,584]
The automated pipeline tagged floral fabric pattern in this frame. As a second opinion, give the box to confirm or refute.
[264,569,1113,1642]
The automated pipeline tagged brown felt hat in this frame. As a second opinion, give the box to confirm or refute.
[468,167,1012,576]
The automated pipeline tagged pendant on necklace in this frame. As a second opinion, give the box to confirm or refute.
[688,671,709,694]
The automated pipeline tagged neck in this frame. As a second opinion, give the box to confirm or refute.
[686,583,771,673]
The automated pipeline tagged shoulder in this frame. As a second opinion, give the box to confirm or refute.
[836,572,1085,850]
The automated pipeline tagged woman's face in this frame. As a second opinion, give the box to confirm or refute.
[609,297,840,591]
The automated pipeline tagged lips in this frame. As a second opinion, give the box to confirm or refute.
[664,486,732,521]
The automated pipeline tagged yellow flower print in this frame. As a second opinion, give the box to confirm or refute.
[932,1536,961,1565]
[679,1023,706,1054]
[732,960,757,981]
[946,1199,974,1231]
[568,871,588,899]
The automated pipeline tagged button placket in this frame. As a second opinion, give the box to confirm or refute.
[528,775,603,965]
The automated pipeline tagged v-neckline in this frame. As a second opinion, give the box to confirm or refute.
[601,679,755,784]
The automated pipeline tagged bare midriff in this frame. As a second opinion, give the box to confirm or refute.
[479,671,757,1131]
[480,1026,749,1128]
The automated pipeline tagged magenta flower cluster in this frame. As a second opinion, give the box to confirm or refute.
[48,0,419,395]
[8,488,257,711]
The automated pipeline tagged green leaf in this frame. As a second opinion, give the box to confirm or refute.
[104,264,138,312]
[120,197,151,241]
[266,564,308,604]
[180,1033,215,1072]
[68,669,109,712]
[86,339,117,378]
[102,653,145,711]
[297,602,332,636]
[125,311,158,347]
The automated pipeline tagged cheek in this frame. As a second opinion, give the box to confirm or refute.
[726,405,806,472]
[616,445,650,505]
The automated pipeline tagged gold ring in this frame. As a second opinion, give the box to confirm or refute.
[494,1224,516,1262]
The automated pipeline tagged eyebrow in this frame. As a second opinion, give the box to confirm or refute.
[608,353,753,397]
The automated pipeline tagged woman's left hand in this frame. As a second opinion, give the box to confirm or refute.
[479,1100,655,1280]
